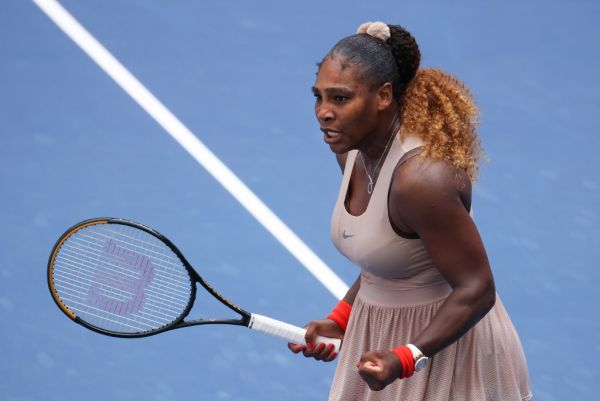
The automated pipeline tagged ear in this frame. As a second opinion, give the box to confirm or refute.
[376,82,394,111]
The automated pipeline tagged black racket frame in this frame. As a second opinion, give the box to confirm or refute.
[48,217,252,338]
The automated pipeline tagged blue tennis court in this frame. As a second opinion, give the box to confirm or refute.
[1,1,599,400]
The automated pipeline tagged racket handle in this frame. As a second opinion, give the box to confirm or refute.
[249,313,341,353]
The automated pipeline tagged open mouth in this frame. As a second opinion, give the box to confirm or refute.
[323,130,341,139]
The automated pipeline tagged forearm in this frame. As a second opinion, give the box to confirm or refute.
[411,281,495,357]
[342,275,361,305]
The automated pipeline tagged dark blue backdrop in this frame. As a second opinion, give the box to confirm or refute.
[1,1,599,400]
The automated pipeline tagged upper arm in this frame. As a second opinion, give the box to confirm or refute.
[389,159,493,291]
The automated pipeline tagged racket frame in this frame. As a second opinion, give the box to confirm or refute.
[48,217,252,338]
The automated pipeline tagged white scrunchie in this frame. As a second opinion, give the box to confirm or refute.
[356,21,391,42]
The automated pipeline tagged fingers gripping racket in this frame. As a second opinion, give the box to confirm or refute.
[48,218,340,351]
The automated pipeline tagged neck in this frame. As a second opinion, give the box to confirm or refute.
[359,110,401,163]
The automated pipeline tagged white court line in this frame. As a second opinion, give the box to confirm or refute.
[32,0,348,299]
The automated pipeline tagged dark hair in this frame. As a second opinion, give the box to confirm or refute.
[320,25,421,104]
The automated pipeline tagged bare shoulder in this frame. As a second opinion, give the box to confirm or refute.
[335,152,349,173]
[390,154,472,215]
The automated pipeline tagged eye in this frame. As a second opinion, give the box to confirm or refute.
[334,95,349,103]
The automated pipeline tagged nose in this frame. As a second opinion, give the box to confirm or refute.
[316,104,334,124]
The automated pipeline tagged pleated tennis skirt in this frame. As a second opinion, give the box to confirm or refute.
[328,278,532,401]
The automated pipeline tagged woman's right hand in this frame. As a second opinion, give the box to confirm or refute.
[288,318,345,362]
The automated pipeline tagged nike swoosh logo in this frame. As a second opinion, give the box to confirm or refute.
[342,230,354,239]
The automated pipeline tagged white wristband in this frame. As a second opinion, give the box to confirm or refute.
[406,343,429,372]
[406,343,423,360]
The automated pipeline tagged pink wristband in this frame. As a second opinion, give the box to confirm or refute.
[327,300,352,331]
[391,345,415,379]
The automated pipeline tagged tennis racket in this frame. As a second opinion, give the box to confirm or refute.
[47,217,341,351]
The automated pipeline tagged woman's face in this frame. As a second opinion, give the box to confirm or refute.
[313,56,384,154]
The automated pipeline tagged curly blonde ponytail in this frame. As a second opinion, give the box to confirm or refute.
[400,68,483,182]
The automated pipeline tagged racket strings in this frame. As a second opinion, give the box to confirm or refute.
[51,223,194,334]
[59,234,189,305]
[59,243,190,295]
[78,229,190,279]
[53,264,185,320]
[83,229,188,272]
[58,238,186,326]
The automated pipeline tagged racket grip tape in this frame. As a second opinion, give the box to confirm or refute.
[249,313,341,353]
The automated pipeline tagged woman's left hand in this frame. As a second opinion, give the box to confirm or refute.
[357,350,403,391]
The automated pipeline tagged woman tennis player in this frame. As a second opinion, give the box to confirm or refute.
[289,22,532,400]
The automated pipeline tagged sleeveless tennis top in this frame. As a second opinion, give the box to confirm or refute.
[327,132,532,401]
[331,132,452,306]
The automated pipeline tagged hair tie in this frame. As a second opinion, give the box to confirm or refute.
[356,21,391,42]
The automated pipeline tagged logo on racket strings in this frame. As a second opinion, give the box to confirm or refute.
[86,239,155,316]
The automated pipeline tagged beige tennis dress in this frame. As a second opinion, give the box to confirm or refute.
[329,134,532,401]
